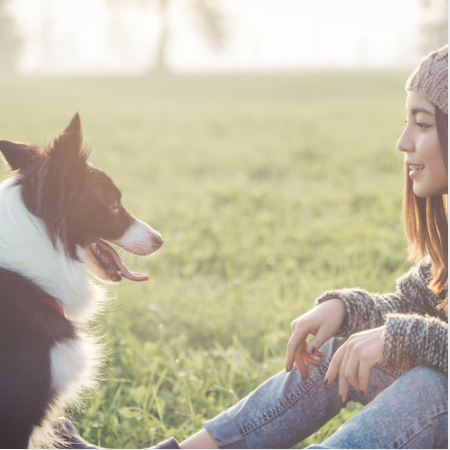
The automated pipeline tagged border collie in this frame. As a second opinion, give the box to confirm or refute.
[0,114,163,448]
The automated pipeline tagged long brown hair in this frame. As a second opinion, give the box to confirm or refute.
[403,106,448,314]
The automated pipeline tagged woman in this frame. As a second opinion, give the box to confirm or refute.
[154,45,448,450]
[58,46,448,449]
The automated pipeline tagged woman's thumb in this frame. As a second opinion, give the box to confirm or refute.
[307,330,329,356]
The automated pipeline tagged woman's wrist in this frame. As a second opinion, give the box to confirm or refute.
[322,297,347,315]
[320,297,348,333]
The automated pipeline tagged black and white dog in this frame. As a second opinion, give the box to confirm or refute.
[0,114,163,448]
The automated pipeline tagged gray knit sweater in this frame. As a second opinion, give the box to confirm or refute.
[315,257,448,375]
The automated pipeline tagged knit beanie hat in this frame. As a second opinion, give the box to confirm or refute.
[406,44,448,114]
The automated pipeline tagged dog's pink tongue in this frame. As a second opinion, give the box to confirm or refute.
[110,249,149,282]
[94,239,149,282]
[117,262,150,282]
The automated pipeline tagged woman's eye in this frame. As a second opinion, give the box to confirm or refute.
[416,122,430,130]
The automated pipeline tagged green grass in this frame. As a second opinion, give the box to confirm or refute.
[0,72,411,448]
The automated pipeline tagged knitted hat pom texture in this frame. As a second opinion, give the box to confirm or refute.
[406,44,448,115]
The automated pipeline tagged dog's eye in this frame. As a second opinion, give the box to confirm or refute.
[111,201,120,212]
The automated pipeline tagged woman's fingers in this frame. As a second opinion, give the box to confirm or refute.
[324,341,359,402]
[287,330,322,378]
[302,352,321,367]
[338,345,360,402]
[306,327,332,357]
[286,322,311,372]
[286,336,299,372]
[325,327,386,401]
[287,300,347,374]
[324,344,345,386]
[294,344,309,380]
[358,361,371,396]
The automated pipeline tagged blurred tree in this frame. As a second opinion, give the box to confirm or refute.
[419,0,448,54]
[0,0,23,73]
[108,0,228,73]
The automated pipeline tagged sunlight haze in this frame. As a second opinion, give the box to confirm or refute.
[11,0,423,74]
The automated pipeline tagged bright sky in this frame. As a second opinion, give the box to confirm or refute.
[11,0,423,74]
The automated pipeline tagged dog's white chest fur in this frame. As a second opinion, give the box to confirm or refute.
[51,340,87,393]
[50,337,97,403]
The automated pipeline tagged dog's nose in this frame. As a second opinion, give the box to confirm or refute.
[153,232,164,249]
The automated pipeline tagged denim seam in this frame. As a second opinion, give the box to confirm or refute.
[217,434,246,449]
[239,365,330,436]
[376,364,403,379]
[399,410,448,449]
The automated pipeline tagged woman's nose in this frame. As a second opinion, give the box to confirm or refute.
[396,127,414,153]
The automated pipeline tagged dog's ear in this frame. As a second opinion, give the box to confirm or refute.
[0,140,43,171]
[48,113,84,160]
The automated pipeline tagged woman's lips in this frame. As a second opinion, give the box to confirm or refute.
[408,164,425,178]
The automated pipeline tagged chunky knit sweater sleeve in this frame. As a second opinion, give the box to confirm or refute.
[314,257,448,375]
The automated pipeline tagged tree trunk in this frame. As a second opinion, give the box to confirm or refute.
[153,0,170,73]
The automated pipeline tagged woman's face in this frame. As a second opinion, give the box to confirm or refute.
[397,91,448,198]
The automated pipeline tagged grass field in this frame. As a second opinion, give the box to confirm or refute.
[0,71,412,448]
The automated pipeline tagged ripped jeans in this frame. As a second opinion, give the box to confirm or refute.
[203,339,448,449]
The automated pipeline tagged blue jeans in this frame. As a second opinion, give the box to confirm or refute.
[203,339,448,449]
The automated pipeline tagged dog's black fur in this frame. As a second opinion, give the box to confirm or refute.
[0,269,76,449]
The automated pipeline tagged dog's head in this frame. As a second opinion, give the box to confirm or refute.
[0,113,163,282]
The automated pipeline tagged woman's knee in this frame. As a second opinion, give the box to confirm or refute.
[321,367,447,449]
[398,366,447,400]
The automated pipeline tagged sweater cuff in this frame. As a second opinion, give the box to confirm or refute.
[383,314,421,372]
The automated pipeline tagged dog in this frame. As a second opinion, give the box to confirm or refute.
[0,114,163,448]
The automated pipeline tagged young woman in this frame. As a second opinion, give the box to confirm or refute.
[58,45,448,449]
[153,45,448,450]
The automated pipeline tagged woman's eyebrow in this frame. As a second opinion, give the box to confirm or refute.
[410,107,435,116]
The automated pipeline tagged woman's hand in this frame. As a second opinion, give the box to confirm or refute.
[286,299,347,379]
[324,326,386,402]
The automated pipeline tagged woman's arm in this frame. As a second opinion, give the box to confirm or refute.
[315,257,447,337]
[384,313,448,374]
[325,313,448,404]
[315,257,447,378]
